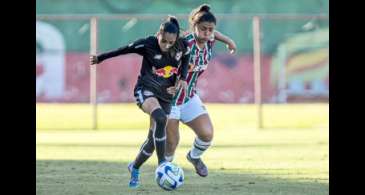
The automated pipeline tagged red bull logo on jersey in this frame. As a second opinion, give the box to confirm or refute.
[153,65,178,78]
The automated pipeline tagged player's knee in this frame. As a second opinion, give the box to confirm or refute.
[151,108,167,139]
[199,127,214,142]
[151,108,167,126]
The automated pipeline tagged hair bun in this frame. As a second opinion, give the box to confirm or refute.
[199,4,211,12]
[167,15,179,27]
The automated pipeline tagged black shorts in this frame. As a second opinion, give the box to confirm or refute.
[134,85,172,115]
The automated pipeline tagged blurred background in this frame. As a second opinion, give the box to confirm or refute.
[36,0,328,130]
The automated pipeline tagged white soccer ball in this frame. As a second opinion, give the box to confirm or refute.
[155,162,184,191]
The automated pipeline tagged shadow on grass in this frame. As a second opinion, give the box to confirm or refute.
[36,126,328,131]
[36,142,328,149]
[36,160,328,195]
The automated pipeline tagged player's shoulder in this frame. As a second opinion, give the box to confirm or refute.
[207,35,215,48]
[208,34,215,43]
[178,37,189,47]
[175,37,190,55]
[184,32,195,42]
[143,36,158,46]
[130,35,158,50]
[145,35,157,42]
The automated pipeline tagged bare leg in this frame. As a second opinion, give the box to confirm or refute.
[186,113,214,143]
[165,119,180,161]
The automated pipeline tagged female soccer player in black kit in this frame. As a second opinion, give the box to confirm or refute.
[90,16,190,188]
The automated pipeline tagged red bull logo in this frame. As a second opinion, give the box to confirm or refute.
[153,65,178,78]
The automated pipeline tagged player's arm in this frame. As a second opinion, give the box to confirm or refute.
[214,30,237,54]
[90,38,147,65]
[175,43,190,93]
[179,46,190,81]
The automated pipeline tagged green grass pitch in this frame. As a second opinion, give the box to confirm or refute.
[36,103,328,195]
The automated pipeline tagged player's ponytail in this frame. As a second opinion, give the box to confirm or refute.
[167,16,180,38]
[159,15,180,38]
[189,4,216,30]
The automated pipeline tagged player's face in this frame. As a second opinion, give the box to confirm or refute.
[158,32,177,52]
[195,22,215,43]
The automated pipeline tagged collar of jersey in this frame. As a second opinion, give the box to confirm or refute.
[192,33,208,51]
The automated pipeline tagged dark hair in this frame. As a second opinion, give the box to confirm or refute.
[189,4,216,30]
[159,15,180,37]
[157,16,186,57]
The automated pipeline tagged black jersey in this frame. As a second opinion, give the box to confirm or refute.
[97,36,190,102]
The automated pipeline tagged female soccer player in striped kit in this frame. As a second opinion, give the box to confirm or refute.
[165,4,237,177]
[90,16,189,188]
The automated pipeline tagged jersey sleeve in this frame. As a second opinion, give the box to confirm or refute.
[97,38,147,63]
[179,39,190,80]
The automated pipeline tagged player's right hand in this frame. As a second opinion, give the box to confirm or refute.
[90,55,99,65]
[227,41,237,54]
[176,79,188,94]
[166,86,177,95]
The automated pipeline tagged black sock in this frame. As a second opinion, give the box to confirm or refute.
[133,129,154,169]
[151,108,167,164]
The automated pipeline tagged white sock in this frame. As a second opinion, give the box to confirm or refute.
[190,137,211,159]
[165,155,174,162]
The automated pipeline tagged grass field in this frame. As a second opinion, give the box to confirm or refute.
[36,103,328,195]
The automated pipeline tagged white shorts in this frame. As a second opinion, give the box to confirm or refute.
[168,95,208,123]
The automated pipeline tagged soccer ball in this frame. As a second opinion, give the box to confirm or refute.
[155,162,184,191]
